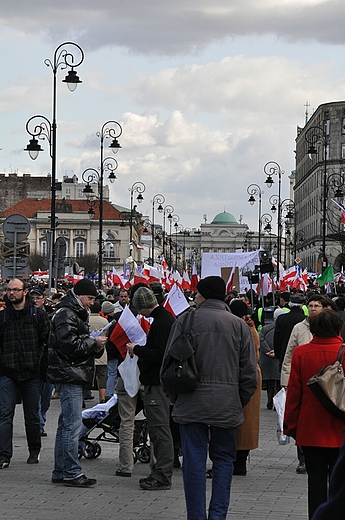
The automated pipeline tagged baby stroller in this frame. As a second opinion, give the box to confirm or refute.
[79,394,150,464]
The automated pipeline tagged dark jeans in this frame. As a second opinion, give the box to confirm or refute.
[180,422,236,520]
[39,382,54,432]
[0,375,41,461]
[302,445,340,519]
[143,384,174,485]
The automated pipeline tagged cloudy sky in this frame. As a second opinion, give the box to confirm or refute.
[1,0,345,233]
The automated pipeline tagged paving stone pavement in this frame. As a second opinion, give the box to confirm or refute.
[0,392,308,520]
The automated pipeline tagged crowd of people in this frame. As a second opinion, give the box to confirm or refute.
[0,276,345,519]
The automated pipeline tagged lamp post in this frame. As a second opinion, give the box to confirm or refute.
[151,194,165,266]
[82,120,121,289]
[305,125,329,272]
[162,204,174,258]
[179,228,191,267]
[128,182,146,256]
[25,42,84,293]
[247,183,263,249]
[168,214,180,268]
[294,229,305,259]
[174,223,183,271]
[261,213,273,252]
[264,161,284,280]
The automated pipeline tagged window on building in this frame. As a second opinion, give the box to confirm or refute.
[75,242,84,257]
[324,119,330,135]
[104,243,115,258]
[41,241,47,256]
[59,229,69,235]
[342,118,345,134]
[75,229,86,236]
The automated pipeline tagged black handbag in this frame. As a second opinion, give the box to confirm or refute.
[307,344,345,421]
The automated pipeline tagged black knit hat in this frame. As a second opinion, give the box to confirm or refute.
[196,276,226,301]
[230,299,249,318]
[74,279,98,297]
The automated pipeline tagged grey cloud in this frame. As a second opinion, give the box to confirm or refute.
[1,1,345,56]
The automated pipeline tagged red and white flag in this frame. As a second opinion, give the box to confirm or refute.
[182,266,191,290]
[109,305,147,359]
[163,283,190,317]
[190,262,199,292]
[136,244,145,250]
[225,264,236,294]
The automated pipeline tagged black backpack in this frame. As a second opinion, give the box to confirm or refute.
[161,310,199,394]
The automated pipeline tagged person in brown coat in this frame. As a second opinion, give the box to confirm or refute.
[230,299,262,475]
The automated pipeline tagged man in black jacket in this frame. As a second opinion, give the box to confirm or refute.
[0,278,50,469]
[273,294,306,368]
[47,279,107,488]
[126,286,175,490]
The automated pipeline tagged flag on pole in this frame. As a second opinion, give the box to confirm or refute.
[163,283,190,317]
[225,264,236,294]
[190,262,199,292]
[182,266,191,290]
[316,265,334,287]
[109,305,147,359]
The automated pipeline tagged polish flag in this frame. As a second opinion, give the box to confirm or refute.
[161,256,169,272]
[182,266,191,290]
[226,264,236,294]
[136,244,145,250]
[190,262,199,292]
[172,270,183,287]
[163,283,190,317]
[109,305,147,359]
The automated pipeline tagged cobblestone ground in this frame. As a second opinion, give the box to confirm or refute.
[0,392,308,520]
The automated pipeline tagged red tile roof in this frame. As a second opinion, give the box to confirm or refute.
[0,199,123,221]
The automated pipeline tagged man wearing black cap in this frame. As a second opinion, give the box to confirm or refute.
[164,276,257,520]
[47,279,107,488]
[126,286,175,490]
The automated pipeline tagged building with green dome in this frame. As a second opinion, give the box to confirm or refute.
[179,210,277,272]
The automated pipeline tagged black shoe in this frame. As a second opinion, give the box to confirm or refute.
[233,464,247,476]
[139,475,154,484]
[116,469,131,477]
[84,396,95,401]
[27,451,40,464]
[63,475,97,487]
[296,462,307,474]
[0,457,10,469]
[52,477,64,483]
[41,430,48,437]
[139,478,171,490]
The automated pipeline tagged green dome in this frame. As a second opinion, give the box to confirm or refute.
[211,211,237,225]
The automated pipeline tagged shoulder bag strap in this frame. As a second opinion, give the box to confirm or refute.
[337,343,345,365]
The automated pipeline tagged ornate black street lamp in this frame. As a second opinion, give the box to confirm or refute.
[151,194,165,266]
[247,183,263,249]
[25,42,84,292]
[128,182,146,255]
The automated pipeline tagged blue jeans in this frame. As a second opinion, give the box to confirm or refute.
[179,423,236,520]
[0,375,41,461]
[105,358,118,398]
[52,383,84,481]
[39,382,54,432]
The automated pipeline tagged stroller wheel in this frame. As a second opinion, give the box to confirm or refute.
[137,446,150,464]
[94,443,102,458]
[78,445,83,460]
[83,441,96,459]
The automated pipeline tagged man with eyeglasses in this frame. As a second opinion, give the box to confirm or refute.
[281,294,340,474]
[0,279,51,469]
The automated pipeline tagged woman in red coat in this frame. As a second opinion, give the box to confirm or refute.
[284,309,345,519]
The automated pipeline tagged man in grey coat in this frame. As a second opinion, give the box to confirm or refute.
[163,276,257,520]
